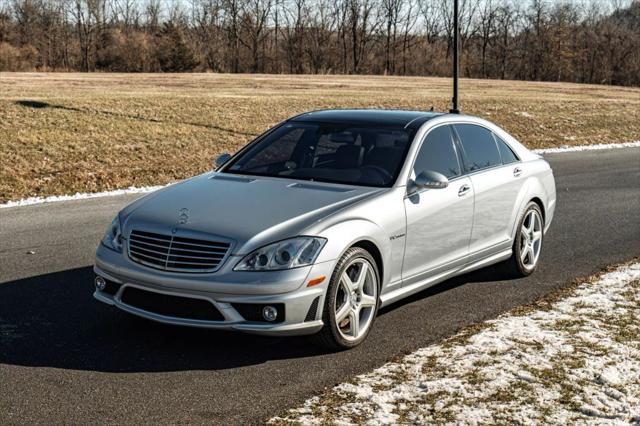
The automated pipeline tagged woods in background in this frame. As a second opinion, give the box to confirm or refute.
[0,0,638,86]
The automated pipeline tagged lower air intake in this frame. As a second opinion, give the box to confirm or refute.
[121,287,224,321]
[305,296,320,322]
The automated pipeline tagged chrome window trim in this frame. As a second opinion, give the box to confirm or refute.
[398,117,526,188]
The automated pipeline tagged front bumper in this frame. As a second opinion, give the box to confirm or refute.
[94,244,335,336]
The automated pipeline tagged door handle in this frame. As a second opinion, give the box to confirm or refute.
[458,184,471,196]
[513,167,523,177]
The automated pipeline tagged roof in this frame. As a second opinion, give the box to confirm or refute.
[289,109,443,130]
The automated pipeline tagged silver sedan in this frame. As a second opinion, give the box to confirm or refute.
[94,109,556,349]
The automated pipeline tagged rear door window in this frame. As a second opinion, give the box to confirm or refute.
[454,124,501,172]
[494,134,520,164]
[413,125,461,179]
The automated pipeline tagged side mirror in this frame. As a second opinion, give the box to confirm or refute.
[214,153,232,169]
[410,170,449,193]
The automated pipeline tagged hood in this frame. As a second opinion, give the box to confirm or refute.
[121,172,383,253]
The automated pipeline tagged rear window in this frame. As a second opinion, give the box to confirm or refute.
[454,124,501,172]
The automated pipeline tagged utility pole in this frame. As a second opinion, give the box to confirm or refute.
[450,0,460,114]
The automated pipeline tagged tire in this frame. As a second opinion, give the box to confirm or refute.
[312,247,380,350]
[502,201,544,278]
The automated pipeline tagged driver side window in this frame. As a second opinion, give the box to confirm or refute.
[413,125,461,179]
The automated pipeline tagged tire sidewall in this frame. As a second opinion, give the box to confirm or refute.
[322,247,380,349]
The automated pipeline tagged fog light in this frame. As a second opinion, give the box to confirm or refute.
[95,276,107,291]
[262,305,278,322]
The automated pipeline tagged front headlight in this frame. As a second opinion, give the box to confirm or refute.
[234,237,326,271]
[101,216,123,252]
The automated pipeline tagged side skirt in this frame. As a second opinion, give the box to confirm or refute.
[379,248,512,308]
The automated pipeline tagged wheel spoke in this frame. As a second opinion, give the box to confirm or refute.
[532,230,542,242]
[527,246,535,264]
[341,271,356,292]
[349,310,360,337]
[336,302,350,323]
[520,234,527,251]
[521,245,529,262]
[355,262,369,290]
[360,294,376,308]
[522,213,530,232]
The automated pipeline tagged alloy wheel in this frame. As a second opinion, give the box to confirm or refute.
[333,258,378,341]
[520,209,543,270]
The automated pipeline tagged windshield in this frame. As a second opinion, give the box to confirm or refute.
[224,122,414,187]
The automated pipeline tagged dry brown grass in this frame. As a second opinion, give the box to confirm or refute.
[1,72,638,202]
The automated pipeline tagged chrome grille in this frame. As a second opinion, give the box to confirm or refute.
[128,230,230,273]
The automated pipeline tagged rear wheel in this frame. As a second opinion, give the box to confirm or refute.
[503,202,544,277]
[313,247,380,350]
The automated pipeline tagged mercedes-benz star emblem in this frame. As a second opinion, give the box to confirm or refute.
[178,208,190,224]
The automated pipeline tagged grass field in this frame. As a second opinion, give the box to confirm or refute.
[0,73,638,203]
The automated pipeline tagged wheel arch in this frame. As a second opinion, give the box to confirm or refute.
[529,196,546,223]
[350,239,384,288]
[509,173,550,240]
[313,217,393,288]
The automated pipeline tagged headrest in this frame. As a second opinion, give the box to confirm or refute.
[335,145,364,169]
[364,146,403,172]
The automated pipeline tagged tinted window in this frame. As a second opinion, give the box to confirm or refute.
[242,126,305,170]
[494,134,519,164]
[455,124,501,172]
[413,125,460,179]
[226,122,413,187]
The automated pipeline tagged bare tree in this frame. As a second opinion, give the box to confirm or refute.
[0,0,638,86]
[304,0,335,73]
[477,0,496,77]
[281,0,306,73]
[346,0,379,73]
[381,0,401,74]
[190,0,225,71]
[239,0,271,72]
[143,0,161,32]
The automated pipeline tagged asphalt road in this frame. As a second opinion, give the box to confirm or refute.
[1,148,639,424]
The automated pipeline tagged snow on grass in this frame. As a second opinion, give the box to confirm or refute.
[0,185,166,209]
[533,140,640,154]
[270,262,640,425]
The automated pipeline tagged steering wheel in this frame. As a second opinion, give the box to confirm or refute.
[361,165,393,183]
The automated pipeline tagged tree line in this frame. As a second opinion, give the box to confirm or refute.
[0,0,638,86]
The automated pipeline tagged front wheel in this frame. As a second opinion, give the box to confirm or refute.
[503,201,544,277]
[312,247,380,350]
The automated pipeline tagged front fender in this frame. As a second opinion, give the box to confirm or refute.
[314,219,393,287]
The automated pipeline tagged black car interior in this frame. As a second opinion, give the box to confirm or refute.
[227,123,413,187]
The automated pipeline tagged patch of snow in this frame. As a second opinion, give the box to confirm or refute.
[516,111,534,118]
[533,140,640,154]
[271,262,640,425]
[0,185,167,209]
